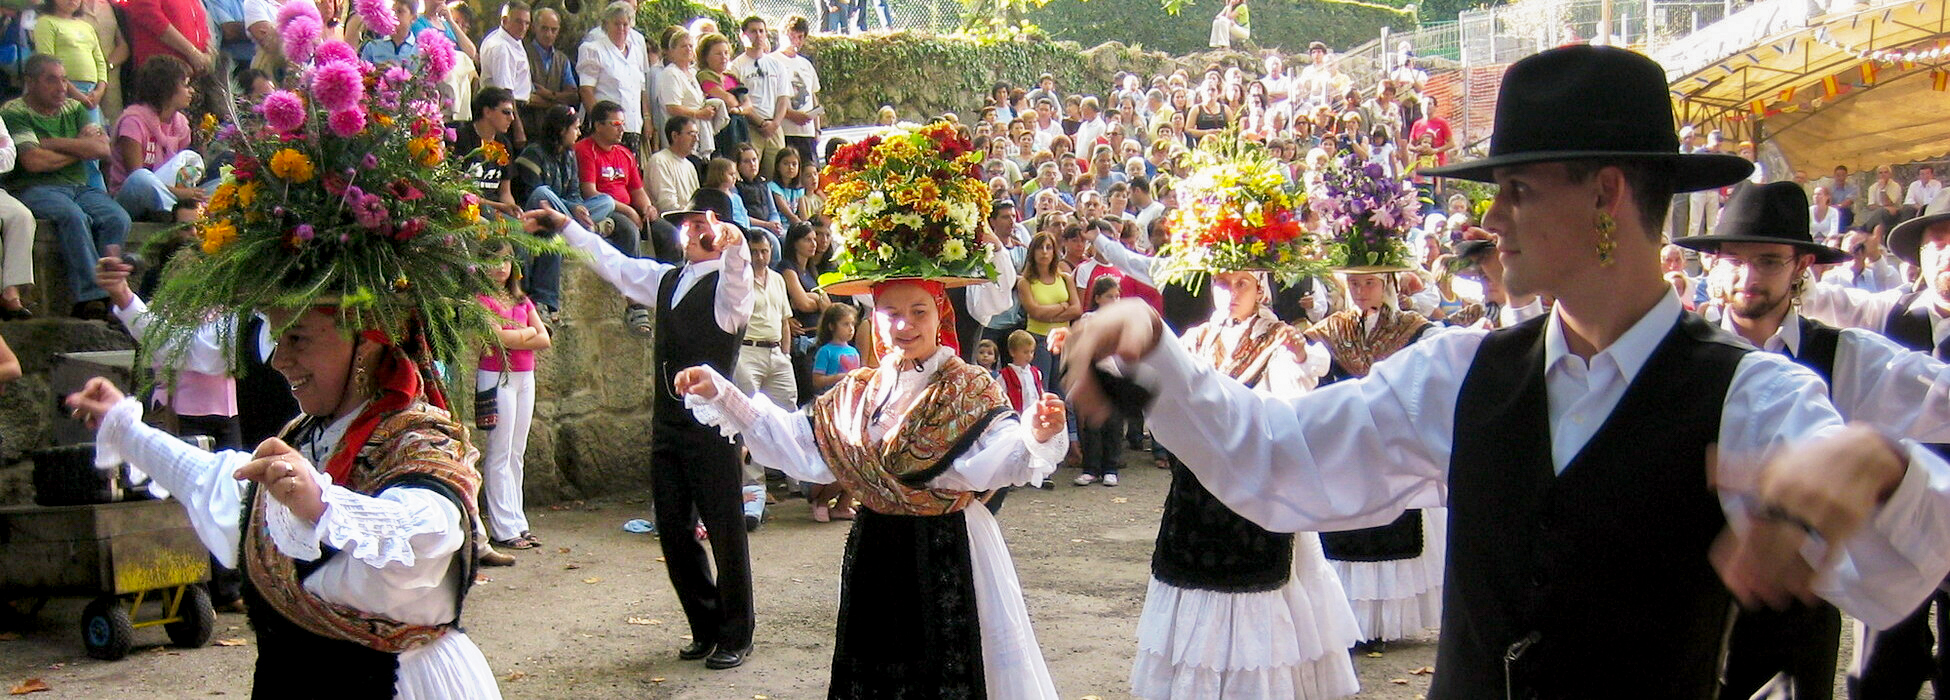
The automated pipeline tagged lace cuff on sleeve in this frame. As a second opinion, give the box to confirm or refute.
[685,369,760,441]
[265,473,455,568]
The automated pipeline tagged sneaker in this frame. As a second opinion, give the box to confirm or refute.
[744,514,762,532]
[1102,474,1119,487]
[1073,473,1098,486]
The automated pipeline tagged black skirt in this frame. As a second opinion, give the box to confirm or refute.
[829,508,987,699]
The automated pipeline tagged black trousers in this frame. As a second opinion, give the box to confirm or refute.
[1723,602,1840,700]
[1851,589,1950,699]
[1078,415,1123,477]
[651,433,754,651]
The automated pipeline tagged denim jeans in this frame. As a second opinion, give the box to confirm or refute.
[17,183,128,303]
[114,151,206,220]
[521,186,617,310]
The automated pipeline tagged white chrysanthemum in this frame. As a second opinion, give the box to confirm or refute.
[941,238,968,262]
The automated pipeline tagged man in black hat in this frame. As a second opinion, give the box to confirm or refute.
[1446,237,1543,329]
[1058,45,1950,697]
[541,204,760,670]
[1674,181,1950,700]
[1795,186,1950,697]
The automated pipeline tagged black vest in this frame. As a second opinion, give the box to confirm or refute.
[1882,289,1943,358]
[237,315,302,447]
[1437,312,1747,698]
[1160,281,1212,335]
[652,268,741,433]
[1790,316,1843,384]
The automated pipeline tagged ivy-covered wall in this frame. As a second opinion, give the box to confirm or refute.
[805,33,1273,126]
[1028,0,1413,57]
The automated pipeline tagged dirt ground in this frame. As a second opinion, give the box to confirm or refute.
[0,447,1885,699]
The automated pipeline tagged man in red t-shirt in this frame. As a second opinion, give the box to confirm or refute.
[574,101,659,257]
[1408,94,1456,166]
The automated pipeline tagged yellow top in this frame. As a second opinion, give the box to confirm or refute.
[34,15,107,84]
[1025,277,1071,336]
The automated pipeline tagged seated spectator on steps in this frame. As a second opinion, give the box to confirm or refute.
[1,54,128,319]
[0,116,36,320]
[111,55,205,222]
[732,142,781,237]
[452,87,523,220]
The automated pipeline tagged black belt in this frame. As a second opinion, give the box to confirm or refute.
[742,339,781,349]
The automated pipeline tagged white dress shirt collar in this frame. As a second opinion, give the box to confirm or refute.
[1544,290,1681,385]
[1717,306,1804,357]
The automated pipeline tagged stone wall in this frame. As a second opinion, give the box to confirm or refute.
[0,220,662,508]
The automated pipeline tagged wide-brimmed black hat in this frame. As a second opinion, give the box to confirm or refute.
[1672,182,1850,263]
[1446,238,1497,272]
[1889,189,1950,267]
[1418,45,1753,192]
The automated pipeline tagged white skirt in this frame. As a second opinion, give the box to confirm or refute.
[1328,507,1446,642]
[964,504,1062,700]
[396,629,501,700]
[1132,533,1362,700]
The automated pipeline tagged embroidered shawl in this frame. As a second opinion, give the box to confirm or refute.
[807,355,1012,516]
[1305,307,1431,378]
[1180,311,1292,388]
[243,403,482,654]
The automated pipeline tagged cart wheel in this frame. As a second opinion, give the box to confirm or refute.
[80,596,134,660]
[164,586,216,648]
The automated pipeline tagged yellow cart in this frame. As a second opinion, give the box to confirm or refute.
[0,499,216,660]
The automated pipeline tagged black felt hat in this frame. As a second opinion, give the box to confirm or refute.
[1418,45,1753,193]
[1672,181,1850,263]
[1889,189,1950,267]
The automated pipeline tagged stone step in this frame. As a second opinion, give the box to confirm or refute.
[22,220,180,317]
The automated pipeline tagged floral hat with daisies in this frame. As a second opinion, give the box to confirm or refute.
[140,0,555,380]
[818,121,995,295]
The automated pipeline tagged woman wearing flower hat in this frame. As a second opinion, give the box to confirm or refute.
[1075,133,1361,698]
[64,15,533,696]
[675,123,1068,698]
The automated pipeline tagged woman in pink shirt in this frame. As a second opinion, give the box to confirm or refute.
[110,55,204,220]
[477,244,551,551]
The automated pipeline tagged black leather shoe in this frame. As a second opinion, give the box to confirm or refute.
[678,640,714,660]
[704,644,751,669]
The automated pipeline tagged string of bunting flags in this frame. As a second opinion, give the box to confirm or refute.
[1715,35,1948,121]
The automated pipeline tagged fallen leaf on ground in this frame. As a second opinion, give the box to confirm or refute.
[8,678,50,695]
[1082,696,1103,700]
[626,617,654,625]
[1111,497,1129,504]
[650,677,665,683]
[1390,678,1410,685]
[214,638,247,647]
[556,547,571,554]
[0,632,19,641]
[1408,666,1434,675]
[503,671,527,682]
[1366,651,1384,658]
[564,563,582,570]
[679,634,693,641]
[655,557,666,563]
[754,695,769,699]
[1070,538,1085,543]
[582,577,602,584]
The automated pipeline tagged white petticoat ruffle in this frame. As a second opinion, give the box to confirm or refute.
[1328,507,1446,642]
[1132,533,1362,700]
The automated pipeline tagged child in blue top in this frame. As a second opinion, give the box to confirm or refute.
[805,303,862,521]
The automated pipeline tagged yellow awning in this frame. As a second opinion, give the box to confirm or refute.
[1668,0,1950,171]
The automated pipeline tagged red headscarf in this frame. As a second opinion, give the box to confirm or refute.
[314,310,448,485]
[868,279,960,359]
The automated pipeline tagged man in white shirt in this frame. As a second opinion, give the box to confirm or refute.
[1062,45,1950,696]
[770,15,821,168]
[727,16,791,176]
[649,117,703,216]
[1031,97,1063,153]
[577,1,650,152]
[1819,229,1904,293]
[1073,96,1106,151]
[1130,175,1166,235]
[1676,181,1950,699]
[477,1,531,146]
[1905,165,1941,216]
[527,204,758,670]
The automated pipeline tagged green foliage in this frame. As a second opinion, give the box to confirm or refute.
[1027,0,1412,56]
[634,0,739,40]
[807,31,1102,124]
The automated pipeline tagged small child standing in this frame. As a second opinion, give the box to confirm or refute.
[1073,277,1124,486]
[974,338,1001,376]
[478,245,551,550]
[806,303,860,522]
[998,330,1051,492]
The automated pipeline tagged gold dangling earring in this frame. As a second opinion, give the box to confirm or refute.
[1595,212,1617,267]
[353,362,372,396]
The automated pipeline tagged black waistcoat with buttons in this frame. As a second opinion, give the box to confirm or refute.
[652,268,742,437]
[1435,312,1747,698]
